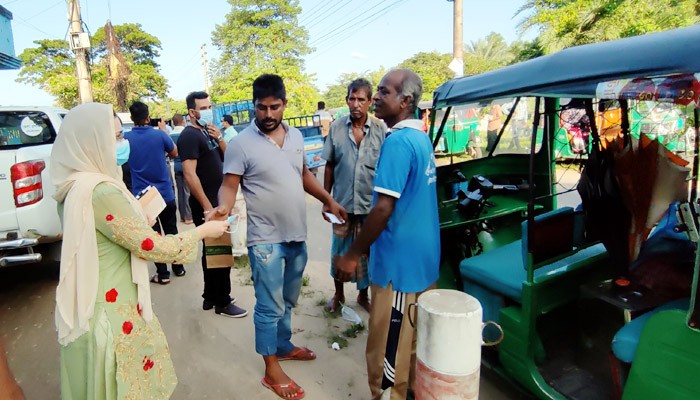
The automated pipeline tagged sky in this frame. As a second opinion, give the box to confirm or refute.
[0,0,532,107]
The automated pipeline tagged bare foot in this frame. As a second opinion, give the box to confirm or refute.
[357,293,371,313]
[325,295,344,313]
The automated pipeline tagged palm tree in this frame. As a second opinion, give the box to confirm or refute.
[463,32,514,75]
[517,0,700,54]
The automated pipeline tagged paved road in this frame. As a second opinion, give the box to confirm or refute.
[0,169,530,399]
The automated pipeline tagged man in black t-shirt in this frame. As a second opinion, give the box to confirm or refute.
[177,91,247,318]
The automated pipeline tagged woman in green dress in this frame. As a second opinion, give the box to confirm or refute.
[50,103,230,400]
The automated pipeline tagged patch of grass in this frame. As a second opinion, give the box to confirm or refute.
[322,306,341,319]
[233,255,250,269]
[301,274,310,286]
[317,297,341,318]
[240,276,253,286]
[327,334,348,349]
[342,323,365,338]
[300,289,315,298]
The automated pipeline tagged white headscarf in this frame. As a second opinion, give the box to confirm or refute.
[51,103,153,346]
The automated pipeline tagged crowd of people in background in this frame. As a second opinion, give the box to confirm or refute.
[0,67,440,400]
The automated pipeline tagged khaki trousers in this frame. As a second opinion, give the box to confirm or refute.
[366,282,434,400]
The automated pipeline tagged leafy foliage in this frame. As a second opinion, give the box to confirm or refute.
[17,23,167,110]
[322,33,545,103]
[16,39,78,107]
[91,23,162,68]
[321,70,383,109]
[91,23,167,110]
[509,38,545,63]
[398,52,454,101]
[518,0,700,53]
[145,99,188,119]
[463,32,514,76]
[210,0,319,116]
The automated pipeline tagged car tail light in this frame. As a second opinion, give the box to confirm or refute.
[10,160,45,207]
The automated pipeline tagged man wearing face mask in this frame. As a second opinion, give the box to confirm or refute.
[177,91,247,318]
[114,114,132,191]
[124,101,182,284]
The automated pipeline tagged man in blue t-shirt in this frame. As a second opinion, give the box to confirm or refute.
[336,69,440,400]
[169,113,192,224]
[125,101,182,283]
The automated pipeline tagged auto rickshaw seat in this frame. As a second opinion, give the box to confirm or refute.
[622,309,700,400]
[460,207,607,304]
[612,297,689,364]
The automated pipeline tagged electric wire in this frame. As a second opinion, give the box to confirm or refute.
[25,0,64,21]
[299,0,329,24]
[310,0,400,49]
[303,0,353,28]
[308,0,408,60]
[308,0,389,47]
[14,14,52,36]
[305,0,364,39]
[169,53,201,83]
[8,0,65,36]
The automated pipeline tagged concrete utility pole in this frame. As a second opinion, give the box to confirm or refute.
[201,44,209,92]
[447,0,464,77]
[67,0,93,103]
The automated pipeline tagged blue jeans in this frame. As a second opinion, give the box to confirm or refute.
[248,242,308,356]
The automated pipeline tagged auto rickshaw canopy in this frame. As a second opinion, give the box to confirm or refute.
[433,25,700,107]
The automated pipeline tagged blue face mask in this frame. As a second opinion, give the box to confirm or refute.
[116,139,130,166]
[197,109,214,127]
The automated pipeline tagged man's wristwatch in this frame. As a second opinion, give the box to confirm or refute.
[216,135,223,141]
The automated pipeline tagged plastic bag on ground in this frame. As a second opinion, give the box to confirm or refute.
[341,304,363,325]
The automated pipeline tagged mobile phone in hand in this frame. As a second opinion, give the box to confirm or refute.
[323,212,345,224]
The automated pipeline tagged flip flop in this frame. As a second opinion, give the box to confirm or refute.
[261,377,305,399]
[278,347,316,362]
[150,274,170,285]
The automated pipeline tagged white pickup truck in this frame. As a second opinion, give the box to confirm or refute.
[0,106,66,267]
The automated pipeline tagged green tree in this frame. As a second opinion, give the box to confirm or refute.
[322,71,378,109]
[398,52,454,101]
[16,39,78,107]
[463,32,514,75]
[369,67,388,91]
[509,38,545,63]
[91,23,167,110]
[518,0,700,53]
[145,99,188,119]
[210,0,318,116]
[91,23,162,68]
[16,23,167,110]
